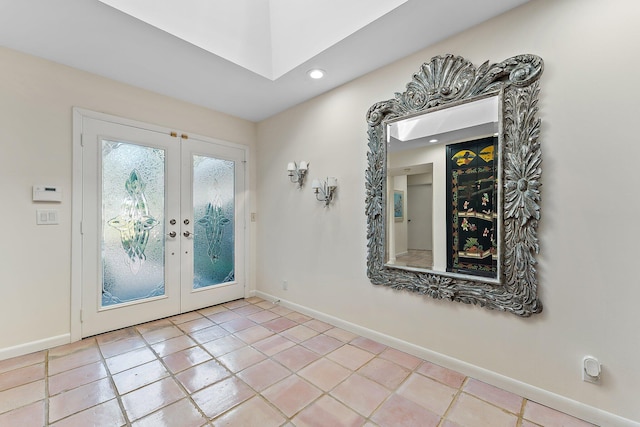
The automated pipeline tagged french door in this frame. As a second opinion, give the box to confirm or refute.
[79,114,246,337]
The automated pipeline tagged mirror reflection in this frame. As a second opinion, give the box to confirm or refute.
[366,53,544,316]
[385,95,500,280]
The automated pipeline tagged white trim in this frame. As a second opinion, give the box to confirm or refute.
[0,334,71,361]
[71,109,84,342]
[243,149,252,299]
[255,291,639,427]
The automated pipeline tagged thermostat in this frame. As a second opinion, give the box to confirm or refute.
[33,185,62,202]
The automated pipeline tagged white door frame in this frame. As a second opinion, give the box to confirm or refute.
[71,108,250,342]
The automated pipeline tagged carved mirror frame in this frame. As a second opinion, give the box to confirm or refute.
[365,54,543,316]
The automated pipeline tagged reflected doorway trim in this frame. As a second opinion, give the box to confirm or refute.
[71,108,251,342]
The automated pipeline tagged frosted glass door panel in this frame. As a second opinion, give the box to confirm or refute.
[102,140,165,306]
[193,155,235,289]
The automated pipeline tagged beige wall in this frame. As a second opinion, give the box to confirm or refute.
[1,0,638,424]
[256,0,640,424]
[0,47,257,351]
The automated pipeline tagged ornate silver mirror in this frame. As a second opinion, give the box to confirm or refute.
[365,54,543,316]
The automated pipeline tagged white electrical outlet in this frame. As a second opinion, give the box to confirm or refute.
[582,356,601,384]
[282,280,288,290]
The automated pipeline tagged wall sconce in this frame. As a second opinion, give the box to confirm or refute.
[287,161,308,187]
[311,177,337,206]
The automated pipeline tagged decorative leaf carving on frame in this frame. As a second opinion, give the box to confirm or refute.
[365,54,543,316]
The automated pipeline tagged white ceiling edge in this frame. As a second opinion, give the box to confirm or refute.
[0,0,532,122]
[98,0,407,80]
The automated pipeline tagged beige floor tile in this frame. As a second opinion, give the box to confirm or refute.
[0,362,44,392]
[219,317,257,333]
[213,396,286,427]
[301,334,343,355]
[326,344,375,370]
[49,378,116,422]
[463,378,523,414]
[262,317,298,333]
[168,311,204,325]
[132,398,206,427]
[177,317,216,334]
[151,334,197,358]
[218,346,267,373]
[98,335,146,359]
[417,361,466,389]
[111,360,169,395]
[304,319,333,332]
[247,309,280,323]
[48,346,102,376]
[350,336,387,354]
[192,377,255,419]
[233,325,274,344]
[175,359,230,394]
[272,345,321,372]
[0,380,45,414]
[139,325,184,345]
[324,327,358,343]
[162,346,212,374]
[48,361,108,396]
[0,400,45,426]
[121,377,185,422]
[51,399,125,427]
[298,358,351,392]
[201,335,246,357]
[292,395,364,427]
[252,334,296,356]
[0,351,45,375]
[189,325,228,345]
[358,357,410,390]
[105,346,157,374]
[263,375,322,417]
[281,325,318,343]
[397,372,457,416]
[331,373,390,417]
[447,393,518,427]
[237,359,290,391]
[371,394,441,427]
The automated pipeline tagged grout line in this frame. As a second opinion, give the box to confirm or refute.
[95,336,132,427]
[44,350,50,427]
[137,317,214,424]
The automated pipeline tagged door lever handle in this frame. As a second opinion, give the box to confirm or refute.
[183,231,197,238]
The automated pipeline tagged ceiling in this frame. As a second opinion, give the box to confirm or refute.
[0,0,530,122]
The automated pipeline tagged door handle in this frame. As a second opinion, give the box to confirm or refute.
[183,231,196,238]
[167,231,177,238]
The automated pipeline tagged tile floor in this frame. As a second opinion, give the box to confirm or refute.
[0,297,596,427]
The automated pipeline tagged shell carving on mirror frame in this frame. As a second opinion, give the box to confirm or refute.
[365,54,544,316]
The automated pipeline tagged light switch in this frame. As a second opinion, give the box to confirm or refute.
[36,209,59,225]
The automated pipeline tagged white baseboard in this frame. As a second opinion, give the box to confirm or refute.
[256,291,638,427]
[0,334,71,361]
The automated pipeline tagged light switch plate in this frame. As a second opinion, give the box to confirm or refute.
[36,209,59,225]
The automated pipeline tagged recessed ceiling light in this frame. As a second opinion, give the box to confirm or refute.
[429,138,439,143]
[308,69,325,79]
